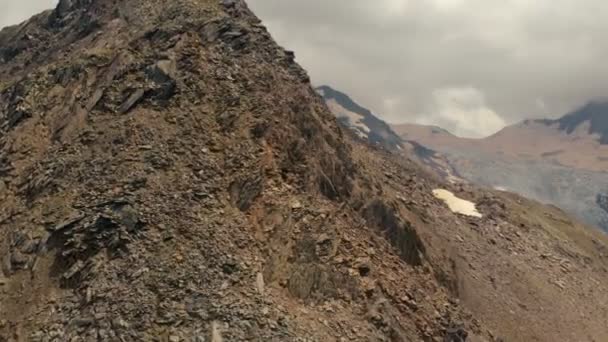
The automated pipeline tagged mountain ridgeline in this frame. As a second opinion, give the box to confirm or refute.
[392,99,608,232]
[317,85,467,183]
[318,85,608,232]
[538,101,608,144]
[1,1,608,341]
[316,85,403,151]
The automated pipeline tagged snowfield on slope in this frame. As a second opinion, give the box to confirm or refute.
[433,189,483,218]
[325,99,370,138]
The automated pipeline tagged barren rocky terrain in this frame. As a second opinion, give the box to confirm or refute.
[0,1,607,341]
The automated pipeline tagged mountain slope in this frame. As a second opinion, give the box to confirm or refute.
[0,1,608,342]
[550,101,608,144]
[0,1,481,340]
[316,85,404,151]
[394,104,608,173]
[393,103,608,232]
[318,85,464,183]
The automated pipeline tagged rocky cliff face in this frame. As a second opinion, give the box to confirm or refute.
[1,1,608,342]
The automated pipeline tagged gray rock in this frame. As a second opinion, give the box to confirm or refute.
[147,60,177,84]
[211,322,223,342]
[70,317,94,327]
[55,0,74,17]
[118,89,146,114]
[63,260,85,280]
[221,0,237,8]
[50,212,86,232]
[1,254,10,276]
[444,324,468,342]
[146,60,177,100]
[86,89,104,112]
[9,251,28,270]
[256,272,265,294]
[229,175,263,211]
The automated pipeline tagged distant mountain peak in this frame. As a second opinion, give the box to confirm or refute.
[316,85,404,151]
[542,101,608,144]
[316,85,375,120]
[429,125,452,135]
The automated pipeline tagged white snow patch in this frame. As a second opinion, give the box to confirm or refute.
[326,99,370,138]
[432,189,482,218]
[340,110,370,134]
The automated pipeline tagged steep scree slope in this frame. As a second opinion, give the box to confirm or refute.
[0,1,607,342]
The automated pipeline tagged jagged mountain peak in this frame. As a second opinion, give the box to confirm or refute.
[316,85,403,151]
[557,101,608,143]
[538,101,608,144]
[318,87,468,183]
[316,85,372,119]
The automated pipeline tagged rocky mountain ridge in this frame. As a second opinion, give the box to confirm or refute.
[0,1,607,341]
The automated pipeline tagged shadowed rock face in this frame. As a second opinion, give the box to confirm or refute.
[545,101,608,144]
[362,200,426,266]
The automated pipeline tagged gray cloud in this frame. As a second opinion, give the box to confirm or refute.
[0,0,57,29]
[248,0,608,137]
[3,1,608,137]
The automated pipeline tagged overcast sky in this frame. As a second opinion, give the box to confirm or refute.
[0,0,56,28]
[3,1,608,137]
[248,0,608,137]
